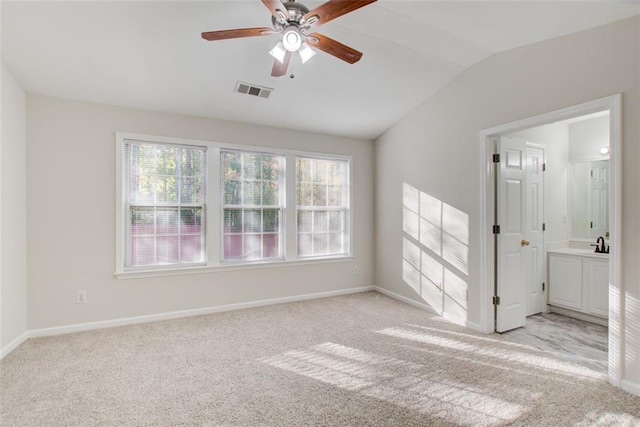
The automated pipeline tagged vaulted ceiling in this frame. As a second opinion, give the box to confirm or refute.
[3,1,638,139]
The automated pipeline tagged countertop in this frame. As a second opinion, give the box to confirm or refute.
[547,247,609,260]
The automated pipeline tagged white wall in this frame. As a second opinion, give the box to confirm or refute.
[508,123,570,246]
[569,115,610,161]
[26,95,374,330]
[1,64,28,350]
[375,17,640,389]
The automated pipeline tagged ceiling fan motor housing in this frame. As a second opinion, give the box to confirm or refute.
[272,1,312,33]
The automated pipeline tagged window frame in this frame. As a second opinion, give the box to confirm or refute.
[295,155,351,259]
[220,149,286,264]
[115,132,354,278]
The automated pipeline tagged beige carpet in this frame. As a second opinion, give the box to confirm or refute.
[2,291,639,426]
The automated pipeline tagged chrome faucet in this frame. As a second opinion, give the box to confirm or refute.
[591,236,609,254]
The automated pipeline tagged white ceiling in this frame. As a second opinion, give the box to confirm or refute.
[2,1,638,140]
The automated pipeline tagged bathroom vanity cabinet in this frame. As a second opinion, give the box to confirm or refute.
[548,248,609,322]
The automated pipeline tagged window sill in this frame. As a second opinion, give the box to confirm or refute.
[114,256,355,280]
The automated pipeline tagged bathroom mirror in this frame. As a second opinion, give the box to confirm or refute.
[570,159,609,240]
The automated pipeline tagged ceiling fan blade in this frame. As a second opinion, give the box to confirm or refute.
[302,0,377,28]
[262,0,289,23]
[307,33,363,64]
[271,51,292,77]
[202,27,276,41]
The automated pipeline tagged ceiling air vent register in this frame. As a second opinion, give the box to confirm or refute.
[235,81,273,99]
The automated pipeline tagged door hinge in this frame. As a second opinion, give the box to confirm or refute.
[542,163,546,172]
[542,223,546,231]
[493,296,501,305]
[542,282,546,291]
[493,225,500,234]
[493,153,500,163]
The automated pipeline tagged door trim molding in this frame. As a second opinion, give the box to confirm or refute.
[478,94,622,388]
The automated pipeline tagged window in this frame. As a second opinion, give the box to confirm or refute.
[221,151,284,262]
[116,133,352,276]
[123,140,206,268]
[297,157,350,257]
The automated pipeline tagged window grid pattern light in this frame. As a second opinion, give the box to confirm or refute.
[124,141,206,268]
[297,157,349,257]
[222,151,284,262]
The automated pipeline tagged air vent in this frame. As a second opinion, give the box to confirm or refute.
[235,81,273,99]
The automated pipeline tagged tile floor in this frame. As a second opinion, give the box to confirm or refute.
[501,312,608,374]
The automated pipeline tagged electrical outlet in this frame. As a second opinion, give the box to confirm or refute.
[76,291,87,304]
[353,266,359,274]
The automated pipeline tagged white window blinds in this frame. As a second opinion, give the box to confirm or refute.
[221,150,285,262]
[296,157,350,257]
[124,140,206,268]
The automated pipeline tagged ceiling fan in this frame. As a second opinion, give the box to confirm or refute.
[201,0,377,77]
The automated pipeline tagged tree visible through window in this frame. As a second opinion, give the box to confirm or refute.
[124,141,206,267]
[118,134,352,274]
[297,157,349,257]
[222,150,284,261]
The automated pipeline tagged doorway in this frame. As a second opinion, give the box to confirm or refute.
[478,94,622,387]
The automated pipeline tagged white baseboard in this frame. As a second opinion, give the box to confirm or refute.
[1,331,29,359]
[373,287,483,332]
[621,379,640,398]
[373,287,438,315]
[548,304,608,327]
[442,312,483,333]
[28,286,376,339]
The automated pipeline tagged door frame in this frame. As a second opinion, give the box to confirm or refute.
[478,94,622,387]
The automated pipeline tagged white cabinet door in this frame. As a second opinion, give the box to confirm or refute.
[549,254,583,310]
[585,259,609,317]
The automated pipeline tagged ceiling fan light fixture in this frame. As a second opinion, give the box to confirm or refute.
[269,41,287,63]
[282,29,302,52]
[299,42,316,64]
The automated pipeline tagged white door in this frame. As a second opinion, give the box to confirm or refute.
[496,137,527,332]
[525,144,545,316]
[588,160,609,239]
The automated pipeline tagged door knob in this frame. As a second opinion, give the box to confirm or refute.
[521,240,530,247]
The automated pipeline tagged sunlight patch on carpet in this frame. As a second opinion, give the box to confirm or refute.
[377,326,604,380]
[261,342,527,425]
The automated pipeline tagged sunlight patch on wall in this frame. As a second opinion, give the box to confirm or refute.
[403,238,443,313]
[402,184,420,241]
[609,284,621,379]
[402,183,469,318]
[624,292,639,376]
[444,268,468,320]
[261,342,527,425]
